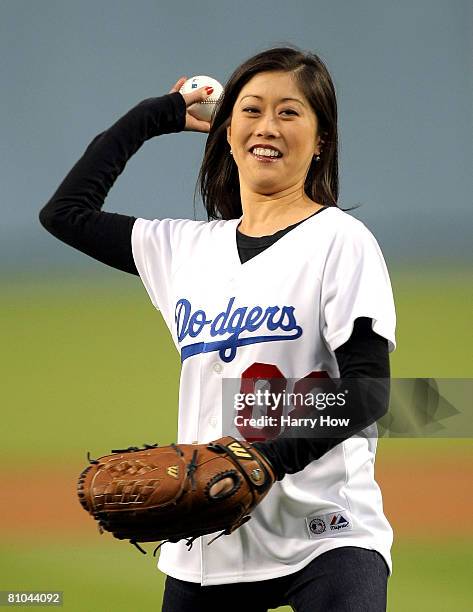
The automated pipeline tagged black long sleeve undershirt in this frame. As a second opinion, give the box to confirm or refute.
[39,92,390,481]
[253,317,389,480]
[39,94,187,274]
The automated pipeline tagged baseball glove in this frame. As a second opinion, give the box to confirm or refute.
[77,436,276,555]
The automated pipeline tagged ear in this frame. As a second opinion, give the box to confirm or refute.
[226,124,231,147]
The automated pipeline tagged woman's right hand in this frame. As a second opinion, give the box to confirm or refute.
[168,76,213,133]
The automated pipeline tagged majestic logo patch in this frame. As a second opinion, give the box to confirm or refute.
[330,514,350,530]
[306,510,353,539]
[175,297,302,363]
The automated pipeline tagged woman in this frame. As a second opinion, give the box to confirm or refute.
[40,45,396,611]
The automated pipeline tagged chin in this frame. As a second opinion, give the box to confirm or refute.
[249,177,285,191]
[252,186,282,197]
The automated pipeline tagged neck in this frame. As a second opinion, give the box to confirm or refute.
[238,184,323,236]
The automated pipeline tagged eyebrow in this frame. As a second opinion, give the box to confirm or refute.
[240,95,305,107]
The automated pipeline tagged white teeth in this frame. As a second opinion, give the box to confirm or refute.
[252,147,281,158]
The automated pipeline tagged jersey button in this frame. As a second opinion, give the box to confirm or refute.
[209,416,218,427]
[212,362,223,374]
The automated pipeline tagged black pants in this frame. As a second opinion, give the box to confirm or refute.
[161,546,389,612]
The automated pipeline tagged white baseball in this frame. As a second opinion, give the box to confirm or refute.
[179,75,224,122]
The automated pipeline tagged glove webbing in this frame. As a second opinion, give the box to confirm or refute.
[130,443,199,555]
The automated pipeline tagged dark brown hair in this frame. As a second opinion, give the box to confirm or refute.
[195,44,357,220]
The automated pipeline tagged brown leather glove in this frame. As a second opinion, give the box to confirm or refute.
[77,436,276,554]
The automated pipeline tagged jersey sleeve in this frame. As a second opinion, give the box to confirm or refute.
[320,222,396,353]
[131,217,177,328]
[131,216,207,335]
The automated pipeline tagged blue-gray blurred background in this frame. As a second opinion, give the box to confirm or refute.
[1,0,471,279]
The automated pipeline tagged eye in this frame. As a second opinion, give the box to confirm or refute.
[242,107,298,116]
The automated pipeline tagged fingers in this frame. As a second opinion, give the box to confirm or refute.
[209,477,234,497]
[168,76,187,94]
[186,116,212,133]
[168,77,212,133]
[184,85,213,107]
[169,78,212,105]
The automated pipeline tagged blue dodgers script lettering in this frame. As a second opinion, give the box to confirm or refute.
[175,297,302,363]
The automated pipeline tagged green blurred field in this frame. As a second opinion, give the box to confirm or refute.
[0,539,471,611]
[1,267,472,610]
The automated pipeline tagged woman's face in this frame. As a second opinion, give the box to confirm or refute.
[226,71,322,196]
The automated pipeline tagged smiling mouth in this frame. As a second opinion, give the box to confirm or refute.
[249,151,283,163]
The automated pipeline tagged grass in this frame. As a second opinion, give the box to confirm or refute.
[0,538,471,611]
[388,540,473,611]
[388,266,471,378]
[1,275,181,460]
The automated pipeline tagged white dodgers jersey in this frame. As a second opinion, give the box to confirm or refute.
[131,206,396,586]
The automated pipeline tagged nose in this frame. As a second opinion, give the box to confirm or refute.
[253,112,280,137]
